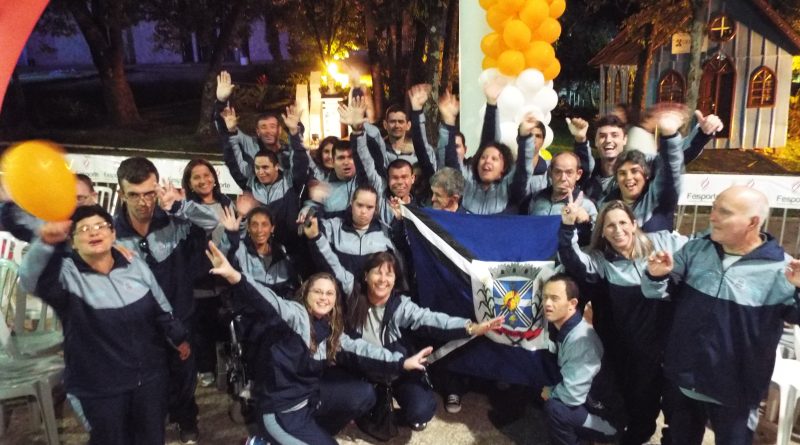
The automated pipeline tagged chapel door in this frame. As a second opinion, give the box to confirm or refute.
[698,54,735,138]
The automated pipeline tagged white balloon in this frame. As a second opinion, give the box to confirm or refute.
[542,125,554,150]
[545,80,554,89]
[497,85,525,122]
[515,104,545,124]
[542,111,552,126]
[515,69,545,96]
[499,121,519,153]
[478,68,500,88]
[532,88,559,113]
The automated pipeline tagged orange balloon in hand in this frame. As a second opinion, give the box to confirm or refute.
[1,140,77,221]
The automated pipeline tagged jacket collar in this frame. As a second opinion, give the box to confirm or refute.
[71,247,130,274]
[548,311,583,343]
[114,204,171,238]
[706,232,786,262]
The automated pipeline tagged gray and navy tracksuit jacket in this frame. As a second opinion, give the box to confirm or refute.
[226,229,298,300]
[307,213,396,295]
[19,240,187,397]
[114,200,220,320]
[642,234,800,408]
[229,274,407,414]
[599,133,684,232]
[558,224,688,363]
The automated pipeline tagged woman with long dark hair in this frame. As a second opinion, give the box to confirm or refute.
[346,251,502,432]
[206,242,433,445]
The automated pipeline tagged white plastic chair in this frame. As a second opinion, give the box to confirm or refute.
[94,185,118,215]
[0,232,20,261]
[771,324,800,445]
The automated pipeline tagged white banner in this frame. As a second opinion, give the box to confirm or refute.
[679,173,800,209]
[65,154,243,195]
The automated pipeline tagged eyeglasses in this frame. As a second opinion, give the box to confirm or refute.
[75,222,113,234]
[125,191,157,202]
[309,288,336,298]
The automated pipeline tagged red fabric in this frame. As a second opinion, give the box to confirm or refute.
[0,0,49,111]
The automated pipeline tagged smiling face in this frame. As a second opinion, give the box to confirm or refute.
[190,164,216,201]
[247,212,274,250]
[306,277,338,318]
[595,124,626,161]
[388,164,415,200]
[366,261,396,305]
[477,146,505,183]
[254,155,279,185]
[616,161,647,203]
[430,185,459,211]
[602,208,636,255]
[72,215,116,259]
[542,280,577,329]
[384,111,410,141]
[255,116,281,147]
[321,142,335,169]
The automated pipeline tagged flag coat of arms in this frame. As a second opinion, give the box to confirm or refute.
[402,206,562,388]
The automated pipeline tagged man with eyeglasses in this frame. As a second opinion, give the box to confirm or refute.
[114,157,221,444]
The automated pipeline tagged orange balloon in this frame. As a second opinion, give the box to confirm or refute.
[543,58,561,81]
[524,41,556,70]
[519,0,550,30]
[1,140,77,221]
[535,17,562,43]
[497,0,526,14]
[487,5,510,32]
[497,50,526,76]
[481,33,505,58]
[550,0,566,18]
[482,56,498,70]
[479,0,499,10]
[503,20,532,50]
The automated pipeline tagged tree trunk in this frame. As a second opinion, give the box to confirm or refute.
[263,10,284,62]
[685,0,707,119]
[65,0,142,127]
[440,0,459,94]
[195,0,247,135]
[364,3,384,121]
[631,23,654,116]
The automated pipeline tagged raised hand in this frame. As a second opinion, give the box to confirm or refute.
[695,110,724,135]
[338,97,368,129]
[39,221,72,245]
[157,180,184,211]
[561,192,580,225]
[647,250,674,277]
[221,106,238,132]
[282,103,304,136]
[388,196,403,221]
[177,341,191,361]
[403,346,433,371]
[519,112,540,137]
[206,241,241,284]
[235,192,257,217]
[438,90,460,126]
[408,84,432,111]
[483,76,508,106]
[785,259,800,287]
[566,117,589,143]
[216,71,235,102]
[220,206,241,232]
[654,103,689,136]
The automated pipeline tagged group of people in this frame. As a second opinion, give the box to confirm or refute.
[4,69,800,445]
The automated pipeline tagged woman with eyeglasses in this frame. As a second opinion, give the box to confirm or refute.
[558,199,690,445]
[205,241,434,445]
[19,205,191,445]
[345,251,503,433]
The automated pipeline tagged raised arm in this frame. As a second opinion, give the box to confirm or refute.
[19,222,72,311]
[303,217,355,295]
[408,84,437,180]
[509,114,540,205]
[480,77,505,146]
[682,111,723,164]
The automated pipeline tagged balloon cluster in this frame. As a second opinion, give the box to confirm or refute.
[478,0,565,152]
[480,0,564,79]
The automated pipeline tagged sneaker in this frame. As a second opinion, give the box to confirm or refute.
[179,424,199,444]
[198,372,215,388]
[445,394,462,413]
[411,422,427,431]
